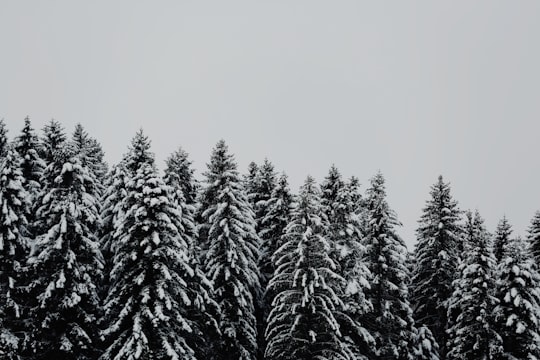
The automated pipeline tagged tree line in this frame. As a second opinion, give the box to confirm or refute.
[0,117,539,360]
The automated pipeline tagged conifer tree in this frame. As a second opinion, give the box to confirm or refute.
[493,236,540,359]
[15,117,45,201]
[40,119,66,165]
[414,326,440,360]
[101,163,218,360]
[363,172,416,360]
[26,147,103,360]
[244,161,259,208]
[252,159,276,227]
[446,211,502,360]
[0,119,9,157]
[71,124,108,186]
[99,131,154,298]
[320,166,374,359]
[528,211,540,264]
[0,149,31,359]
[493,216,512,263]
[164,147,199,206]
[259,173,294,291]
[123,129,155,175]
[265,176,351,360]
[411,176,462,359]
[198,140,260,360]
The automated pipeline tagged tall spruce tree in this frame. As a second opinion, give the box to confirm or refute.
[198,140,261,360]
[320,166,374,359]
[363,172,416,360]
[493,216,513,263]
[411,176,461,359]
[414,326,440,360]
[0,119,8,157]
[72,124,107,188]
[244,161,259,208]
[259,173,294,293]
[26,147,103,360]
[528,211,540,265]
[493,236,540,359]
[265,176,351,360]
[0,149,31,359]
[40,119,66,165]
[101,162,218,360]
[99,131,154,299]
[15,117,45,202]
[164,147,199,206]
[446,210,502,360]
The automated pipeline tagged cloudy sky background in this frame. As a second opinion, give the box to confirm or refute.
[1,1,540,247]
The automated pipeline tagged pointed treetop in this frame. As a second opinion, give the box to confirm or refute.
[0,119,8,157]
[41,119,67,162]
[493,216,513,262]
[124,129,155,173]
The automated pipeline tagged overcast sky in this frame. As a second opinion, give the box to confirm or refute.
[1,1,540,247]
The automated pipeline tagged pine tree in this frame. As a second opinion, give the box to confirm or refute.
[40,119,66,165]
[101,163,218,360]
[320,166,374,359]
[265,176,351,360]
[72,124,108,186]
[446,210,502,360]
[493,216,512,263]
[164,147,199,206]
[15,117,45,201]
[26,147,103,360]
[244,161,259,208]
[0,119,9,157]
[411,176,462,359]
[259,173,293,292]
[99,131,154,299]
[163,148,221,358]
[0,149,31,359]
[493,236,540,359]
[363,172,416,360]
[123,129,155,175]
[528,211,540,264]
[98,164,129,298]
[414,326,440,360]
[198,140,260,360]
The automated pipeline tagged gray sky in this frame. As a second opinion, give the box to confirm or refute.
[1,1,540,247]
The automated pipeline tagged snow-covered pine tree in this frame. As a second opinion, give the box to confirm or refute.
[363,172,416,360]
[72,124,108,186]
[244,161,259,208]
[493,216,513,263]
[99,131,154,299]
[101,162,218,360]
[26,146,103,360]
[123,129,155,175]
[15,117,45,202]
[493,236,540,359]
[0,119,9,157]
[40,119,66,165]
[446,210,502,360]
[414,326,440,360]
[198,140,261,360]
[320,166,374,359]
[164,147,199,206]
[411,175,461,359]
[259,173,294,293]
[252,159,276,227]
[528,211,540,265]
[0,149,31,359]
[163,148,221,358]
[265,175,351,360]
